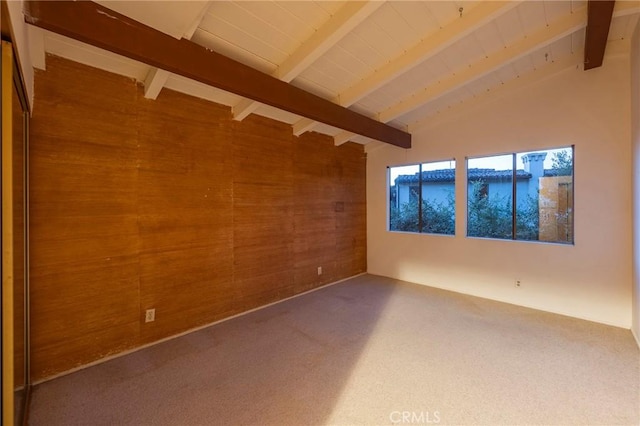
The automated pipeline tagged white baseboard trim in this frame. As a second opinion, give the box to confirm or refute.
[33,272,367,385]
[632,327,640,350]
[366,271,633,329]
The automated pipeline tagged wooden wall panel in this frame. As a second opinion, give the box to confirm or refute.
[30,57,141,379]
[29,55,367,381]
[233,116,295,309]
[137,89,235,343]
[335,144,367,278]
[293,133,338,291]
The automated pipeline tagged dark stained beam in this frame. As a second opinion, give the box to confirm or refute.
[584,0,615,70]
[24,1,411,148]
[1,1,12,40]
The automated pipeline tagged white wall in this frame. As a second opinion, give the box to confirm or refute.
[631,20,640,343]
[368,54,632,328]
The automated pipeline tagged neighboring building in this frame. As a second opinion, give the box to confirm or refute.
[539,175,573,242]
[393,167,533,208]
[391,153,573,242]
[393,153,550,207]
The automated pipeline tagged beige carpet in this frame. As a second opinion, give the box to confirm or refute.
[28,274,639,425]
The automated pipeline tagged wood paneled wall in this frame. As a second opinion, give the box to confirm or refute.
[29,56,366,381]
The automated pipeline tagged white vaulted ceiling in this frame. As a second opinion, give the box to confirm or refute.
[28,1,640,148]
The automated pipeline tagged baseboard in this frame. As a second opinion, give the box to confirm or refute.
[368,272,630,329]
[633,327,640,350]
[32,272,366,385]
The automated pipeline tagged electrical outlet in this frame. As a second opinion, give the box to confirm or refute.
[515,279,522,288]
[145,308,155,323]
[317,266,323,276]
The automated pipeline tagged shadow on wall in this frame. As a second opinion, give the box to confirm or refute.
[27,275,397,425]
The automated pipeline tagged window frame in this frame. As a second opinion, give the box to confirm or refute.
[465,145,575,245]
[387,158,456,236]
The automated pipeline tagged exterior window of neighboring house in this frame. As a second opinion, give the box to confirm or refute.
[466,146,574,244]
[388,160,456,235]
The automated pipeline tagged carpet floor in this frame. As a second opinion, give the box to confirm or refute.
[28,274,639,425]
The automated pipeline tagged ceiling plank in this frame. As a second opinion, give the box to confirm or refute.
[409,53,583,133]
[277,1,383,82]
[142,2,210,101]
[410,37,633,133]
[232,1,383,123]
[93,0,210,40]
[291,1,517,137]
[378,5,589,123]
[584,0,615,70]
[25,0,410,148]
[183,2,211,40]
[611,1,640,18]
[337,1,522,108]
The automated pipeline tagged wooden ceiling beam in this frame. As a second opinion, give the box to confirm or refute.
[142,3,208,102]
[292,118,318,137]
[143,67,170,100]
[409,53,583,133]
[584,0,615,70]
[232,98,261,122]
[290,1,521,138]
[334,131,355,146]
[410,38,632,132]
[378,6,589,123]
[233,1,382,123]
[338,1,522,108]
[25,1,410,149]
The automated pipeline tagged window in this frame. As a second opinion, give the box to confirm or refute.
[466,146,574,244]
[389,160,455,235]
[467,154,513,239]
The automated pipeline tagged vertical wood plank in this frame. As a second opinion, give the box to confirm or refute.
[233,115,295,309]
[29,56,141,379]
[13,73,26,392]
[137,88,235,343]
[2,40,15,426]
[335,144,367,277]
[293,132,338,291]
